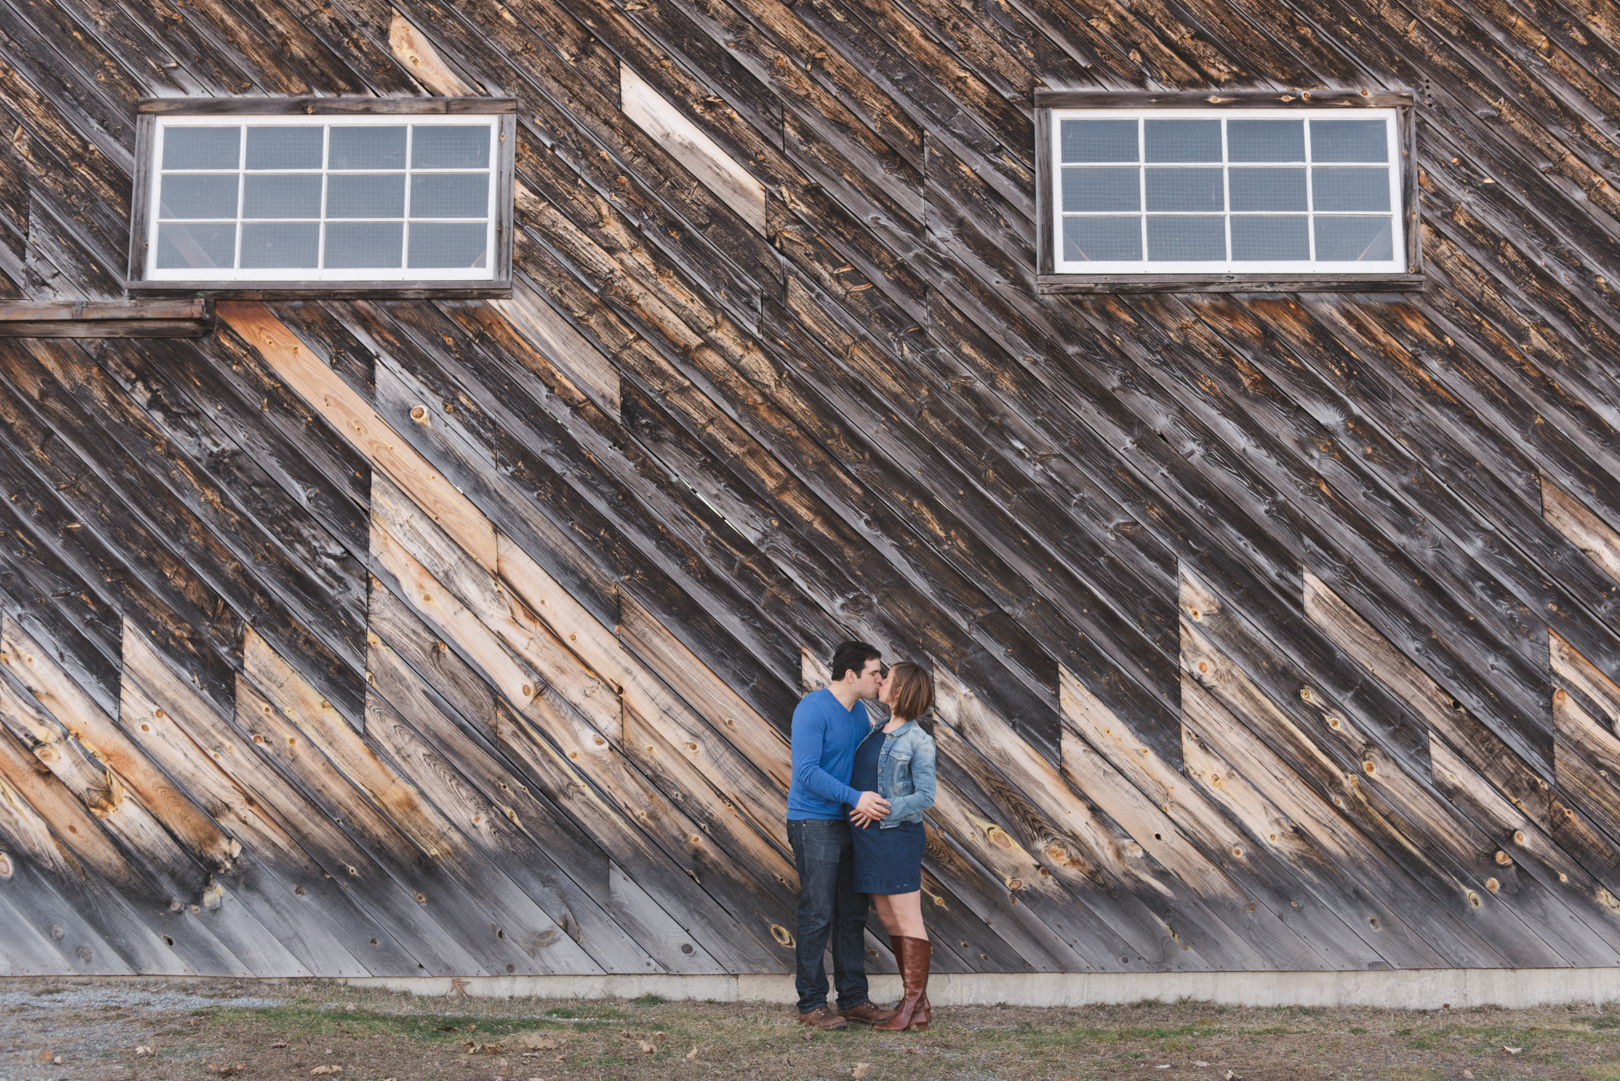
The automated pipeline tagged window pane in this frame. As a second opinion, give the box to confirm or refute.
[1230,168,1306,212]
[1231,216,1308,260]
[1312,167,1390,212]
[1062,167,1139,212]
[245,126,324,170]
[1147,216,1225,260]
[241,222,319,268]
[1311,120,1387,162]
[409,222,488,268]
[156,223,236,269]
[1060,120,1136,163]
[413,126,489,169]
[330,126,406,169]
[1145,119,1220,163]
[1227,120,1304,162]
[1146,168,1223,212]
[1315,216,1393,261]
[159,175,238,219]
[244,174,322,219]
[325,222,404,269]
[1063,217,1141,261]
[328,174,405,219]
[411,174,488,219]
[162,127,239,170]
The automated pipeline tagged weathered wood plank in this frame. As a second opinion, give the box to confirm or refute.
[1059,667,1387,970]
[220,301,499,574]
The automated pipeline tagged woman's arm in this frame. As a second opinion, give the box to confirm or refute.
[884,734,936,820]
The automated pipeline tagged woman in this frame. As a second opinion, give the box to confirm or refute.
[847,661,938,1032]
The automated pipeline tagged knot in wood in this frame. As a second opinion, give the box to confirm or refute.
[1512,831,1526,845]
[1494,850,1512,865]
[1485,878,1500,893]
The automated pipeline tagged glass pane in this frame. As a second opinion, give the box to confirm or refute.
[1062,217,1141,261]
[1062,167,1139,213]
[243,174,322,219]
[328,174,405,219]
[1315,216,1393,261]
[1231,216,1308,260]
[240,222,319,268]
[412,125,489,169]
[1145,119,1220,163]
[408,222,488,268]
[1147,216,1225,260]
[1227,120,1304,162]
[1145,168,1222,212]
[330,126,406,170]
[156,223,236,269]
[1311,119,1387,162]
[1060,119,1137,163]
[410,174,489,219]
[159,175,238,219]
[325,222,404,269]
[1230,168,1306,212]
[162,127,239,170]
[245,126,324,170]
[1312,167,1390,212]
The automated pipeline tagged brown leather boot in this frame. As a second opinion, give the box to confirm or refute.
[873,935,930,1032]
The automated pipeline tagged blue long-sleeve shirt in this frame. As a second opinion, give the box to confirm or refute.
[786,688,871,819]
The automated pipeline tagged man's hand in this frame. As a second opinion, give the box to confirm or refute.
[851,791,889,828]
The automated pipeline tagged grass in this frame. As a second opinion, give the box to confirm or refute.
[7,980,1620,1081]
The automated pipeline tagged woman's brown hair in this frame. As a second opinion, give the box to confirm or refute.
[886,662,934,724]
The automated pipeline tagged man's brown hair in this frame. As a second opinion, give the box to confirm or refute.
[887,661,934,723]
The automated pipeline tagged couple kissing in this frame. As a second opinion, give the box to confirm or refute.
[786,641,938,1033]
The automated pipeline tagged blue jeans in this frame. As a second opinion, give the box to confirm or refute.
[787,818,870,1014]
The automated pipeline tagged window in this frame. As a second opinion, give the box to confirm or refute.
[127,99,515,298]
[1034,92,1420,292]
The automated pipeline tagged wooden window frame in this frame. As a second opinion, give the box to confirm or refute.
[125,97,516,300]
[1034,90,1423,294]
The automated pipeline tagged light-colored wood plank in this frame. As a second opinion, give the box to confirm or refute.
[1179,673,1450,968]
[932,665,1267,970]
[490,281,621,420]
[218,300,498,572]
[1,618,236,869]
[1060,666,1377,969]
[1551,631,1620,732]
[1542,474,1620,588]
[388,11,479,96]
[119,625,462,976]
[620,62,767,234]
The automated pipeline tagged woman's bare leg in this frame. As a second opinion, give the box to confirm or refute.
[876,891,926,939]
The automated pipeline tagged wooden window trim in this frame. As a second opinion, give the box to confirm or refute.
[1033,90,1423,294]
[125,97,516,299]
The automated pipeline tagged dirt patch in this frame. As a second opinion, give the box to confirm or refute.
[3,978,1619,1080]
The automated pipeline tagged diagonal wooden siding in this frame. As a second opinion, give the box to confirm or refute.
[0,0,1619,976]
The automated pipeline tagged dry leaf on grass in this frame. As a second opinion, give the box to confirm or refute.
[36,1050,53,1063]
[271,1041,288,1048]
[1462,1072,1474,1079]
[311,1068,343,1076]
[686,1046,699,1060]
[852,1063,870,1079]
[1225,1072,1242,1080]
[639,1040,657,1055]
[1503,1045,1523,1054]
[135,1046,154,1056]
[517,1033,557,1050]
[204,1064,245,1075]
[1194,1062,1210,1069]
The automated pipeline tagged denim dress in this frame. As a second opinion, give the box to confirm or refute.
[847,719,936,894]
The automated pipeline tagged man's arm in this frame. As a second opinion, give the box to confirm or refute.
[790,704,863,808]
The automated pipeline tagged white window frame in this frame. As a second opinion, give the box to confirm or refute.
[1033,91,1421,293]
[126,98,515,299]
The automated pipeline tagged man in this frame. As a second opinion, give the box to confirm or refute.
[786,641,894,1029]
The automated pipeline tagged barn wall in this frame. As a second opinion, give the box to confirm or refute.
[1,0,1619,977]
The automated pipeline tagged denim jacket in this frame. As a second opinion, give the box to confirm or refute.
[857,717,937,828]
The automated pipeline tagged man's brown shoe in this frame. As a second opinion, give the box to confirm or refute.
[798,1007,848,1030]
[839,1002,898,1025]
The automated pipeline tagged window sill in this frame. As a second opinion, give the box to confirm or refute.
[125,279,513,300]
[1036,273,1425,294]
